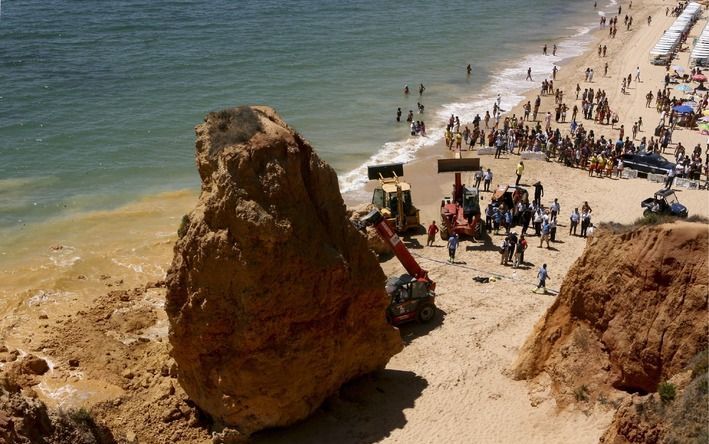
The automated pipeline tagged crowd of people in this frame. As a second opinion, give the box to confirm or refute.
[411,1,705,284]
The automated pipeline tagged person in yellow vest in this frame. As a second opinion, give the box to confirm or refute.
[455,131,463,150]
[445,128,453,149]
[588,154,597,176]
[515,161,524,186]
[597,155,606,177]
[605,158,614,177]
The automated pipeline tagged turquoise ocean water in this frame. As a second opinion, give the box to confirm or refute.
[0,0,614,232]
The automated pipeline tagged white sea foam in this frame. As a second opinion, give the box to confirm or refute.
[338,20,595,195]
[36,382,91,408]
[48,246,81,268]
[27,290,75,307]
[111,258,144,273]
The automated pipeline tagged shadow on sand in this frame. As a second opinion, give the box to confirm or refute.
[251,369,428,444]
[399,307,446,345]
[464,235,499,252]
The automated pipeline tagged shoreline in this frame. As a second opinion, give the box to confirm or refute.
[356,0,707,223]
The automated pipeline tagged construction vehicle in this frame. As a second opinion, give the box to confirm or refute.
[492,184,528,216]
[360,209,437,326]
[437,158,485,240]
[368,163,420,233]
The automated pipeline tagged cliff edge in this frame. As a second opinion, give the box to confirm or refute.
[514,222,708,397]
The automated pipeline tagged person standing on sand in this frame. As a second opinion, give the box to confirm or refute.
[539,219,551,248]
[483,168,493,192]
[533,181,544,207]
[603,45,607,57]
[552,65,558,80]
[534,264,550,293]
[580,209,592,237]
[426,221,439,246]
[515,161,524,186]
[447,233,459,263]
[533,96,541,121]
[665,167,676,189]
[495,133,505,158]
[604,62,609,77]
[635,67,641,82]
[474,168,483,189]
[569,208,580,235]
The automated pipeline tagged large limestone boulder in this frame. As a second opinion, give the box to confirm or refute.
[165,106,403,435]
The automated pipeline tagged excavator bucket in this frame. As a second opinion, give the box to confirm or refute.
[368,163,404,180]
[437,158,480,173]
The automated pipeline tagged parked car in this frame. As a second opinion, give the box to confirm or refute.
[621,151,676,175]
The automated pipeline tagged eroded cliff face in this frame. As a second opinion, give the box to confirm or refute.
[514,222,708,398]
[165,106,402,435]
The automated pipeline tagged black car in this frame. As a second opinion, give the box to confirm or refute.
[621,151,676,175]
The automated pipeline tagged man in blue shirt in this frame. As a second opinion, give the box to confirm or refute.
[535,264,550,293]
[447,233,459,263]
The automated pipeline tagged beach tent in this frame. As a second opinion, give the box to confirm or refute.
[673,105,694,114]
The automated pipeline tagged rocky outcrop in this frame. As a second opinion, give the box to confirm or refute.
[600,351,708,444]
[165,106,402,435]
[0,376,111,444]
[514,222,708,397]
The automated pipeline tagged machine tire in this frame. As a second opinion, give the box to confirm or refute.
[643,209,652,217]
[417,303,436,323]
[440,227,449,240]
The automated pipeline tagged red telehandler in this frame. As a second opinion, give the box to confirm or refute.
[360,209,437,326]
[438,158,485,241]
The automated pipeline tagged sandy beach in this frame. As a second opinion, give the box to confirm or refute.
[1,0,708,442]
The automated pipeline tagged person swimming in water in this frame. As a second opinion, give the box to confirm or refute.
[404,84,409,95]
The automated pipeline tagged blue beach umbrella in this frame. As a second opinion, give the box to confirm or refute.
[675,84,693,92]
[673,105,694,114]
